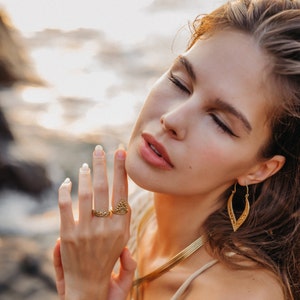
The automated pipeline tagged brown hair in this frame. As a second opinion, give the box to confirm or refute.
[189,1,300,299]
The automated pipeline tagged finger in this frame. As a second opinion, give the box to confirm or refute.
[111,146,128,216]
[78,163,93,226]
[58,178,75,236]
[92,145,109,212]
[117,248,137,291]
[53,238,65,299]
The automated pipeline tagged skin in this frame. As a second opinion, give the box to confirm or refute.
[54,147,136,300]
[54,30,285,299]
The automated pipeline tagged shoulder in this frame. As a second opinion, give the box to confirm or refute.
[187,261,284,300]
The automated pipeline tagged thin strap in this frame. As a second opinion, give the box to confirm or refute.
[170,259,218,300]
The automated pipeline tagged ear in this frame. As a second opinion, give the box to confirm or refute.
[237,155,286,185]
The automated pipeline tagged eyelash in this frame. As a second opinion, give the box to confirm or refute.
[168,72,190,94]
[209,113,238,137]
[168,71,238,138]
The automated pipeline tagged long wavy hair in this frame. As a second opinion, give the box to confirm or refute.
[188,1,300,299]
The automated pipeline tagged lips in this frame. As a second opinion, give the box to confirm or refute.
[140,133,174,169]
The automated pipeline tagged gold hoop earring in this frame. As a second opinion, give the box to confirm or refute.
[227,183,250,232]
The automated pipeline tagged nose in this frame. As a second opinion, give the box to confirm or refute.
[160,111,187,140]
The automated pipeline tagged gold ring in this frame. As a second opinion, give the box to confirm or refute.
[111,200,129,215]
[92,209,111,217]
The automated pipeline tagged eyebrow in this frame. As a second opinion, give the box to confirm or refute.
[214,98,252,133]
[176,55,196,81]
[175,55,252,133]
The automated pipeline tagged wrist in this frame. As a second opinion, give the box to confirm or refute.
[65,280,110,300]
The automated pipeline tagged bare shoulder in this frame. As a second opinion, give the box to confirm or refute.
[186,261,284,300]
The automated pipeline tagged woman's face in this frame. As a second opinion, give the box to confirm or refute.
[126,30,273,199]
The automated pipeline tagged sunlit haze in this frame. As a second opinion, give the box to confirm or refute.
[0,0,224,139]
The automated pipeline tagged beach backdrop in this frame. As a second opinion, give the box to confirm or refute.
[0,1,225,299]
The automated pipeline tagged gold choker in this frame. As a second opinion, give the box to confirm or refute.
[132,235,206,287]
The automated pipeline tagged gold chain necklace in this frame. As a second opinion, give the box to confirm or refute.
[132,235,206,287]
[130,201,207,299]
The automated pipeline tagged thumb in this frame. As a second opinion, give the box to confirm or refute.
[117,247,137,292]
[53,238,65,300]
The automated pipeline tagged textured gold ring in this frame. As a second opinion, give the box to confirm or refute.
[92,209,111,217]
[111,200,129,215]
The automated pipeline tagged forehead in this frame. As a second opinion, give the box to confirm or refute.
[185,30,271,89]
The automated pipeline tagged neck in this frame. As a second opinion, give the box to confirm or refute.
[151,192,223,255]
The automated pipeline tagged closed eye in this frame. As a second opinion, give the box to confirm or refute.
[168,71,190,94]
[209,113,239,137]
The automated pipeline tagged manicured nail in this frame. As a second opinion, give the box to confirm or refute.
[116,145,126,160]
[94,145,104,158]
[118,143,125,150]
[80,163,90,173]
[61,177,71,187]
[64,177,71,184]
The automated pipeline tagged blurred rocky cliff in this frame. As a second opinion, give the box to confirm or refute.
[0,10,51,195]
[0,10,57,300]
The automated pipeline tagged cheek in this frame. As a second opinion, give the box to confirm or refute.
[187,142,229,172]
[190,121,234,166]
[184,133,253,179]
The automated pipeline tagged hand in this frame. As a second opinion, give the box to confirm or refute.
[53,146,136,300]
[53,239,136,300]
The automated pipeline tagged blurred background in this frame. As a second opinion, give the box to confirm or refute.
[0,0,225,299]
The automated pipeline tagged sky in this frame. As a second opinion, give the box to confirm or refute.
[0,0,226,133]
[0,0,224,38]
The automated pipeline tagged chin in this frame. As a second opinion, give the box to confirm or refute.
[126,156,148,189]
[125,156,156,193]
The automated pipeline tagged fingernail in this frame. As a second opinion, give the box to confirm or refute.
[60,177,71,187]
[80,163,90,173]
[94,145,104,158]
[64,177,71,184]
[118,143,125,150]
[116,148,126,160]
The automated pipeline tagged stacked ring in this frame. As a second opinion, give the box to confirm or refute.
[111,200,129,215]
[92,209,111,217]
[92,200,129,217]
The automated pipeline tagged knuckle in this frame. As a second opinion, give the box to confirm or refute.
[60,232,76,243]
[116,185,127,196]
[93,180,109,194]
[115,161,125,172]
[112,222,127,237]
[79,189,92,201]
[77,231,90,242]
[58,199,71,210]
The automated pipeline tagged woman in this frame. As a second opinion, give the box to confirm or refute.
[53,0,300,299]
